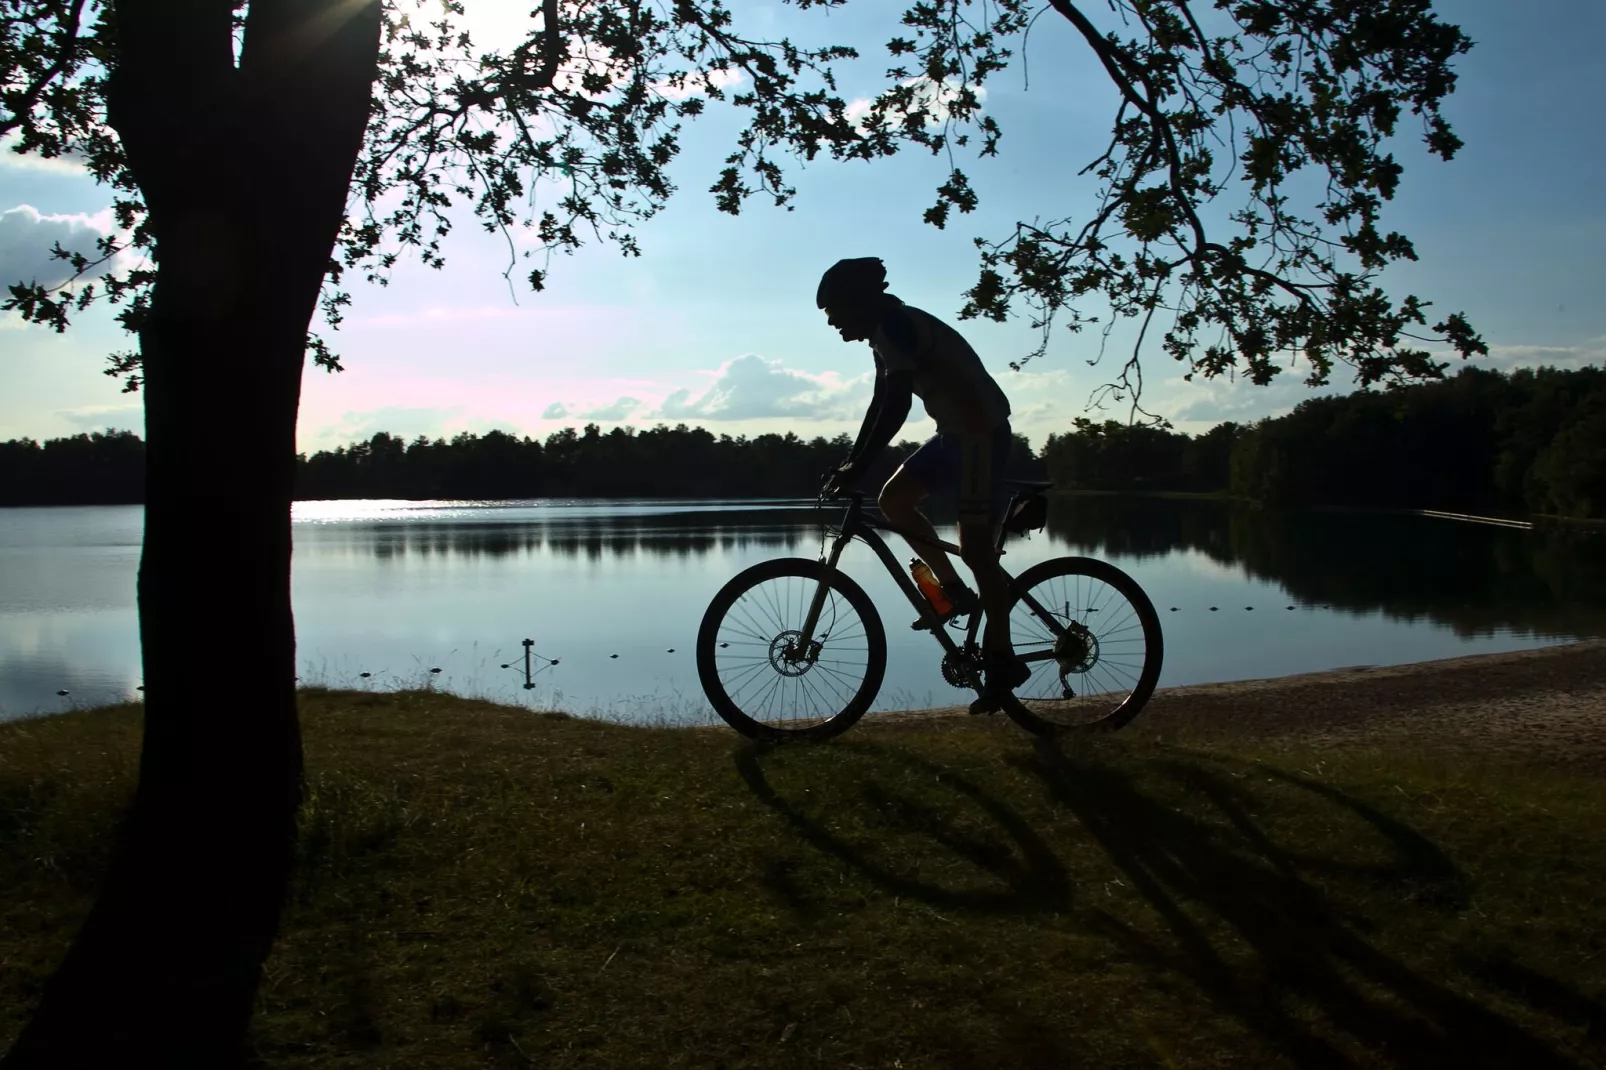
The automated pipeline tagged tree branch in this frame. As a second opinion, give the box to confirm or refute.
[507,0,562,92]
[0,0,89,139]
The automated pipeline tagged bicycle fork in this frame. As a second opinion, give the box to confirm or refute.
[792,527,853,663]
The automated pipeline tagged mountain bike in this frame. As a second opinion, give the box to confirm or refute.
[695,481,1163,741]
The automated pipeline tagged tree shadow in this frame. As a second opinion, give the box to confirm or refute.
[733,740,1073,915]
[1015,740,1584,1068]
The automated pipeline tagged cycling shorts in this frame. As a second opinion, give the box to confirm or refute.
[899,422,1013,522]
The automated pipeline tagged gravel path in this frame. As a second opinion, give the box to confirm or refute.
[872,639,1606,768]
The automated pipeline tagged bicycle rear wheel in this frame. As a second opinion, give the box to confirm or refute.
[997,556,1163,736]
[697,558,887,742]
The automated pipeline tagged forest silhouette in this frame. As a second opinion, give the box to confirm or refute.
[5,365,1603,518]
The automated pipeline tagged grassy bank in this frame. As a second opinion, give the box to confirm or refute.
[3,690,1603,1067]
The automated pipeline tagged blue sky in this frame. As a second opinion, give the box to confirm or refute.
[2,0,1603,454]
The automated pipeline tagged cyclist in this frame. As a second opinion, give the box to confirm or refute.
[817,256,1030,713]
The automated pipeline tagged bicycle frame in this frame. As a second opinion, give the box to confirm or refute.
[795,491,1065,669]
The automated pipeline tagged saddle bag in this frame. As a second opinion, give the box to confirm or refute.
[1002,492,1048,535]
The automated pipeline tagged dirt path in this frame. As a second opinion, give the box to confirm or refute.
[871,639,1606,768]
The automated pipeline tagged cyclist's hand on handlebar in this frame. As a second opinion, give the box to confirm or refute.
[822,460,860,499]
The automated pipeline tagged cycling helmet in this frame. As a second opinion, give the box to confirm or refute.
[815,257,888,309]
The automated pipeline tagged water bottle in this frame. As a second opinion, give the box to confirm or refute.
[910,559,953,617]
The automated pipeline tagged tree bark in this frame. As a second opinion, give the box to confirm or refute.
[2,2,380,1065]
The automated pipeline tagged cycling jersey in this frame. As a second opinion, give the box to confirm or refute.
[870,302,1011,434]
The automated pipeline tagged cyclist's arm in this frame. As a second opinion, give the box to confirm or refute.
[846,375,884,463]
[847,369,913,469]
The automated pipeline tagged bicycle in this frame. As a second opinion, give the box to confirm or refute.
[695,480,1164,741]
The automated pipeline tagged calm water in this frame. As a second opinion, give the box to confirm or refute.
[3,497,1603,722]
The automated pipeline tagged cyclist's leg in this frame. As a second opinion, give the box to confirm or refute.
[878,437,965,589]
[956,425,1014,658]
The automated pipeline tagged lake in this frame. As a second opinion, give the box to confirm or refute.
[3,496,1603,722]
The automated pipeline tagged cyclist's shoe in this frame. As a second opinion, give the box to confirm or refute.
[911,582,981,631]
[968,654,1032,716]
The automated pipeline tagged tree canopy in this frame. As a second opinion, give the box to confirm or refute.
[5,0,1485,409]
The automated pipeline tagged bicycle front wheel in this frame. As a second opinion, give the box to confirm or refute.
[998,556,1163,736]
[696,558,887,742]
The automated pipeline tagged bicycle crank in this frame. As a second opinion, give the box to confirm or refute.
[941,648,984,690]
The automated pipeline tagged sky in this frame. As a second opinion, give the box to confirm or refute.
[2,0,1604,456]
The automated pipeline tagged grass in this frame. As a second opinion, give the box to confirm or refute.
[2,690,1603,1068]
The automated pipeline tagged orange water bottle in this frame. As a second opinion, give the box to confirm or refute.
[910,559,953,617]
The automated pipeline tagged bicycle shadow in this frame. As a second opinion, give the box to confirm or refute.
[1014,739,1584,1068]
[733,739,1073,915]
[731,735,1595,1067]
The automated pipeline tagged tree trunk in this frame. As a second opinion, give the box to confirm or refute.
[2,2,380,1065]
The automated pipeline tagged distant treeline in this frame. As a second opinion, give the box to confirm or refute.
[0,430,145,505]
[0,424,1043,504]
[1044,365,1606,519]
[296,425,1045,499]
[7,365,1602,516]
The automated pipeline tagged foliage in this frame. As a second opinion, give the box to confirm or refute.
[0,0,154,375]
[18,362,1606,519]
[3,0,1484,406]
[1226,365,1606,517]
[1039,365,1606,520]
[0,428,143,504]
[1,0,865,388]
[858,0,1487,413]
[1042,415,1238,492]
[0,424,1043,503]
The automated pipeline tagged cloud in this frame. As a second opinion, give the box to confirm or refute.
[1160,342,1606,429]
[656,355,870,421]
[313,406,467,449]
[1479,343,1606,372]
[541,401,569,420]
[576,397,639,421]
[358,305,530,328]
[0,135,90,176]
[0,204,115,287]
[1167,378,1343,426]
[653,67,745,102]
[55,404,142,433]
[845,78,988,129]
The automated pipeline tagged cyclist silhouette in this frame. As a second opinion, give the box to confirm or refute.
[817,256,1029,712]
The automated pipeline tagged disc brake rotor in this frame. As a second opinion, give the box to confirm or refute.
[768,630,821,677]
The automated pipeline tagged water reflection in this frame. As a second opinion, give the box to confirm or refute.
[314,506,822,561]
[1041,496,1606,640]
[322,496,1606,641]
[7,498,1602,720]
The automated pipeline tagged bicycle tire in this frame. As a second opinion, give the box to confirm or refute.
[697,558,887,742]
[996,556,1163,737]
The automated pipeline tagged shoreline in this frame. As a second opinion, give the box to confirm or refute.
[8,642,1605,763]
[873,638,1606,766]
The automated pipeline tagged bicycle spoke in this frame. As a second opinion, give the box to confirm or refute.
[1004,561,1160,730]
[702,565,881,734]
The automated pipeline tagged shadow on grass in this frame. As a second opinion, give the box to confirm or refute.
[734,739,1072,915]
[733,736,1593,1067]
[1016,740,1582,1068]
